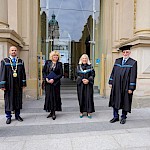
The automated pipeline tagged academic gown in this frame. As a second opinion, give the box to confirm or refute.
[0,58,26,111]
[108,57,137,112]
[76,64,95,113]
[43,60,63,112]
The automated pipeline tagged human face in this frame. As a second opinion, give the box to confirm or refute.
[122,50,131,59]
[9,46,18,57]
[82,56,88,64]
[52,54,59,62]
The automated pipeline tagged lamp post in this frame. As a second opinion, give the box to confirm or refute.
[92,0,96,68]
[89,0,96,67]
[51,27,54,51]
[46,0,49,60]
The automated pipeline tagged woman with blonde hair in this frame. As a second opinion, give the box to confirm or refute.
[43,50,63,120]
[76,54,95,118]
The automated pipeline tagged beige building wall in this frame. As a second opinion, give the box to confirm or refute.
[0,0,41,106]
[96,0,150,100]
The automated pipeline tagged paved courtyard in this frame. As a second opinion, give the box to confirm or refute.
[0,79,150,150]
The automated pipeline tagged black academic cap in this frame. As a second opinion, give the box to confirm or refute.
[119,45,132,51]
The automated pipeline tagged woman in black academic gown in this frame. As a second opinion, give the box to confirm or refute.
[76,54,95,118]
[43,50,63,120]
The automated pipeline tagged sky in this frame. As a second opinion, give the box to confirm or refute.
[40,0,100,41]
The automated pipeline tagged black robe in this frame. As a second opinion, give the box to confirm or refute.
[43,60,63,112]
[76,64,95,113]
[0,57,26,111]
[108,57,137,112]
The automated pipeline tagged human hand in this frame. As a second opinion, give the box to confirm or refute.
[49,79,54,84]
[22,86,26,90]
[46,78,49,82]
[1,88,6,91]
[82,79,89,84]
[128,90,132,94]
[109,84,112,88]
[46,78,51,83]
[22,86,26,91]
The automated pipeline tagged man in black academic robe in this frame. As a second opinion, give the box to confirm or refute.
[0,46,26,124]
[108,45,137,124]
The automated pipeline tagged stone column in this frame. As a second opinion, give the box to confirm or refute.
[0,0,9,107]
[135,0,150,35]
[132,0,150,100]
[0,0,8,28]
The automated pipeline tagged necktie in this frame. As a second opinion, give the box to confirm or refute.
[122,59,126,65]
[12,58,16,63]
[12,58,16,66]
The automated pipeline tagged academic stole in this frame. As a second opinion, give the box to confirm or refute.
[8,57,18,77]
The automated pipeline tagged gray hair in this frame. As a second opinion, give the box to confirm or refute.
[78,54,91,65]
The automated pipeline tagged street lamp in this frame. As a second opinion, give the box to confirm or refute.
[46,0,49,60]
[89,0,96,67]
[51,25,55,51]
[51,30,54,51]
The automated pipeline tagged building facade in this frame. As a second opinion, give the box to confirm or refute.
[0,0,41,105]
[94,0,150,101]
[0,0,149,106]
[71,15,93,79]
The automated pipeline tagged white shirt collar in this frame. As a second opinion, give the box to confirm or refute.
[9,55,17,60]
[123,57,129,61]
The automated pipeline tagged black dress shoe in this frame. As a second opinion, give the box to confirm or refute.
[110,118,119,123]
[120,118,126,124]
[52,111,56,120]
[52,115,56,120]
[47,113,52,118]
[16,116,23,122]
[6,118,11,124]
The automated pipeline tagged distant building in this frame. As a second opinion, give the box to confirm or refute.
[48,14,60,39]
[95,0,150,100]
[0,0,40,102]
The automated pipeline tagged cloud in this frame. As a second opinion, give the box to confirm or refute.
[40,0,99,41]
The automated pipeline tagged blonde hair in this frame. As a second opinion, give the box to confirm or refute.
[78,54,91,65]
[49,50,61,61]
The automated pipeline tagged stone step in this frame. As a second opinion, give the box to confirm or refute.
[61,90,99,94]
[21,105,110,114]
[61,86,77,90]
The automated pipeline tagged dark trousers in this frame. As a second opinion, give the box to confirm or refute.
[113,108,127,119]
[5,109,20,119]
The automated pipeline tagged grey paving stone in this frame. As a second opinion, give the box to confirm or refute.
[71,135,121,150]
[0,79,150,150]
[122,147,150,150]
[1,119,150,138]
[0,141,25,150]
[23,138,72,150]
[113,132,150,148]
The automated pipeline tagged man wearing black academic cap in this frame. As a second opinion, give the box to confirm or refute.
[108,45,137,124]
